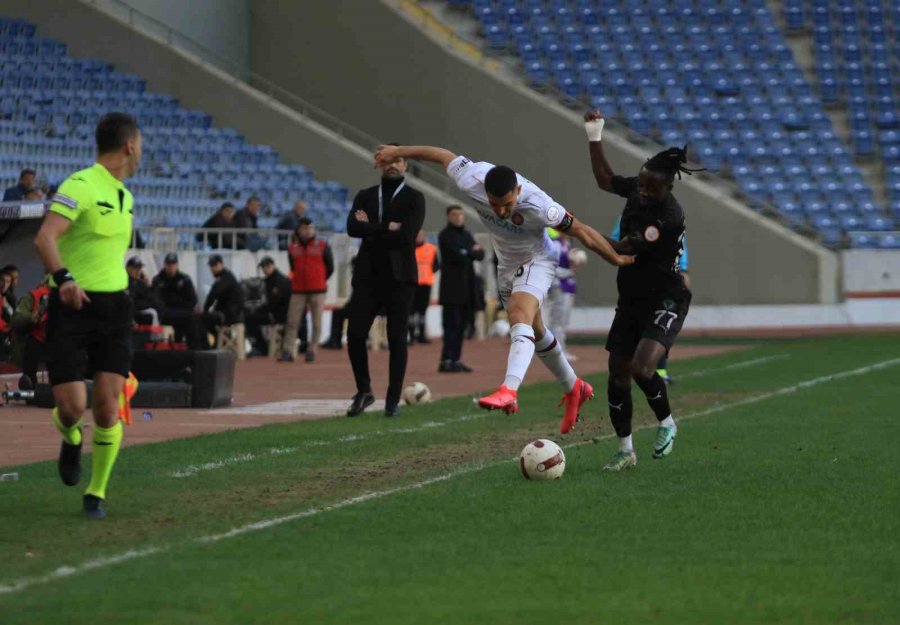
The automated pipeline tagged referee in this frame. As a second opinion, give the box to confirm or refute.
[34,112,142,519]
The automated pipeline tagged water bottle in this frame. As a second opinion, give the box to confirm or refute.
[142,411,153,421]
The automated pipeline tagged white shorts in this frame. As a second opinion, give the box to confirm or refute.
[497,256,558,309]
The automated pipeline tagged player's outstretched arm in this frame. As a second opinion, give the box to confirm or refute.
[567,216,635,267]
[374,145,458,170]
[584,110,616,193]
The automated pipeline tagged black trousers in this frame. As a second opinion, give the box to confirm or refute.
[347,279,414,406]
[159,310,207,350]
[244,311,274,352]
[441,303,468,362]
[21,335,50,385]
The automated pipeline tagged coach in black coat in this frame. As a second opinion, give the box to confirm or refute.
[345,147,425,417]
[438,205,484,371]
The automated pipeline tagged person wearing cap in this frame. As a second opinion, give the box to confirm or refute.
[203,254,244,339]
[245,256,291,357]
[282,218,334,363]
[152,253,204,349]
[126,256,162,326]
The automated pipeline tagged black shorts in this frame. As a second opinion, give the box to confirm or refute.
[605,292,691,357]
[46,290,133,385]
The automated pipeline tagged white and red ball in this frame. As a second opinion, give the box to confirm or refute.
[519,439,566,480]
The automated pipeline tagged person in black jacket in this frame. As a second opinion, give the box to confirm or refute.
[233,197,261,251]
[245,256,291,357]
[126,257,163,326]
[152,253,205,349]
[198,202,236,249]
[438,205,484,372]
[203,254,244,340]
[345,143,425,417]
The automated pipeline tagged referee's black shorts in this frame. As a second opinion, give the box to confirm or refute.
[605,290,692,358]
[46,290,133,385]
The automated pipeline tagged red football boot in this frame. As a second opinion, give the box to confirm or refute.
[478,385,519,414]
[559,378,594,433]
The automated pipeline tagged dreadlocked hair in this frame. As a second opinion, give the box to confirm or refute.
[644,145,705,181]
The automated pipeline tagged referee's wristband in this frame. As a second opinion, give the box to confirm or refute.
[53,268,74,287]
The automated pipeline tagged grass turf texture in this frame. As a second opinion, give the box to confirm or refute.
[1,335,898,624]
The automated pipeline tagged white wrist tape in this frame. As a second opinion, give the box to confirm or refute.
[584,118,605,142]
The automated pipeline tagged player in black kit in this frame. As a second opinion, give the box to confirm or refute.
[583,110,702,471]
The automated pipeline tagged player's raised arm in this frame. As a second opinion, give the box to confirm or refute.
[374,144,458,170]
[564,214,635,267]
[584,110,617,193]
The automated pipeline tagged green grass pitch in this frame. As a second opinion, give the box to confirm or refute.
[1,335,898,624]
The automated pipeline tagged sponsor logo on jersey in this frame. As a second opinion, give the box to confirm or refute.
[450,158,471,176]
[474,207,523,233]
[511,212,524,226]
[644,225,660,242]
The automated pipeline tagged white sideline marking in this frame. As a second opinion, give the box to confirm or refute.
[205,399,385,417]
[170,453,255,478]
[2,356,898,598]
[0,548,163,596]
[676,354,791,380]
[167,413,487,478]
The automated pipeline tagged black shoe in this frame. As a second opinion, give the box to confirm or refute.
[320,340,342,350]
[347,392,375,417]
[58,437,82,486]
[438,359,453,373]
[416,336,431,344]
[305,350,315,363]
[451,361,474,373]
[82,494,106,519]
[277,351,294,362]
[384,403,400,418]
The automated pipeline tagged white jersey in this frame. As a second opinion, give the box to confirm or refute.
[447,155,569,270]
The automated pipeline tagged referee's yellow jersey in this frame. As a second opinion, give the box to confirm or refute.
[50,163,133,292]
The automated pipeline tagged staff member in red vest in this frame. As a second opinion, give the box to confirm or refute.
[10,276,52,388]
[281,217,334,363]
[409,229,440,345]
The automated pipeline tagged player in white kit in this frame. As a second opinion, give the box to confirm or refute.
[375,144,634,433]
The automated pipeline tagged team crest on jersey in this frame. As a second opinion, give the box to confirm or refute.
[644,225,660,242]
[511,212,524,226]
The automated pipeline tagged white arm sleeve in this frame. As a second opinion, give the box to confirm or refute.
[446,156,493,205]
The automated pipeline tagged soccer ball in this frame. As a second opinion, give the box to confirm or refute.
[519,439,566,480]
[489,318,510,337]
[402,382,432,405]
[568,248,588,267]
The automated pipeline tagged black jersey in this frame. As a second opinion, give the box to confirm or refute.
[611,175,688,299]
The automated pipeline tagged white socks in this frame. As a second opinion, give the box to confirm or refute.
[660,415,676,428]
[619,435,634,453]
[534,329,577,392]
[503,323,535,391]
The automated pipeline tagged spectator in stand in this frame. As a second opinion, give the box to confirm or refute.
[276,200,307,250]
[438,205,484,373]
[203,254,244,340]
[281,218,334,363]
[233,196,261,250]
[198,202,236,249]
[245,256,291,357]
[9,275,51,388]
[125,257,162,326]
[409,229,439,344]
[151,253,206,349]
[3,168,39,201]
[1,263,20,308]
